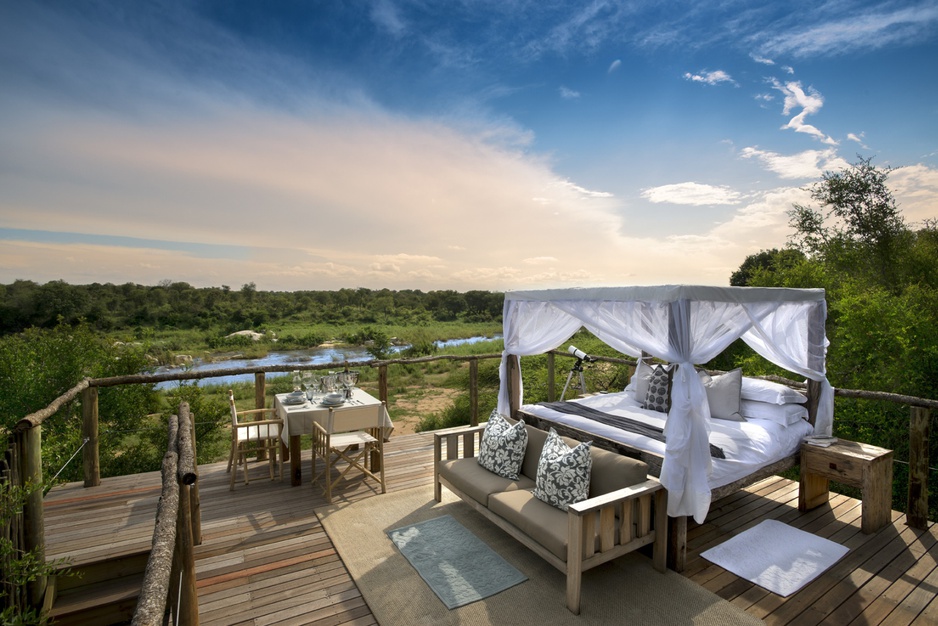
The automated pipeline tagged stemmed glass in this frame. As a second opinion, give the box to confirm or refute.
[302,371,315,402]
[340,370,360,399]
[291,370,302,392]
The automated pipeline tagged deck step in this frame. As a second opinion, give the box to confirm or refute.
[48,551,149,625]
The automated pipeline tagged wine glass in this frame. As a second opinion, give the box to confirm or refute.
[343,370,360,398]
[291,370,302,392]
[302,371,315,401]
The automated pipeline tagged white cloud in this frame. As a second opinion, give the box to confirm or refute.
[370,0,407,37]
[608,59,622,73]
[740,147,849,180]
[559,86,581,99]
[683,70,737,86]
[641,182,742,206]
[751,54,774,65]
[759,6,938,58]
[890,164,938,225]
[770,80,837,145]
[847,132,869,149]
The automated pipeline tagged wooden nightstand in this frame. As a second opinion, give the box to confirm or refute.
[799,439,893,534]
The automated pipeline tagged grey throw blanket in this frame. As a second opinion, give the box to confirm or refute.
[537,401,726,459]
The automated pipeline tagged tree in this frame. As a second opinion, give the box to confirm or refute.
[730,249,806,286]
[788,155,909,287]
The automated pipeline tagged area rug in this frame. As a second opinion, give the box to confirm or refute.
[316,485,764,625]
[701,519,850,597]
[387,514,527,608]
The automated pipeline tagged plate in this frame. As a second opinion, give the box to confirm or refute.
[282,396,306,406]
[321,399,345,407]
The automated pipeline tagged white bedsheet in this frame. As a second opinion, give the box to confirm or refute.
[521,392,815,490]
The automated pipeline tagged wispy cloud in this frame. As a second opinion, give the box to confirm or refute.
[740,147,849,180]
[770,80,836,145]
[641,182,742,206]
[751,54,774,65]
[758,6,938,58]
[847,132,870,150]
[559,86,581,99]
[608,59,622,73]
[683,69,737,86]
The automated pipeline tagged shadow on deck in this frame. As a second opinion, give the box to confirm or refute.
[44,431,938,625]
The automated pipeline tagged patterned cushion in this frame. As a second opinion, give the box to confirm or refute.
[533,428,592,511]
[477,410,528,480]
[643,364,676,413]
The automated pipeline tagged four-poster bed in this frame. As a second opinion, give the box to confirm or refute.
[497,285,834,566]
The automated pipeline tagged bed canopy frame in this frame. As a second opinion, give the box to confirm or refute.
[497,285,833,523]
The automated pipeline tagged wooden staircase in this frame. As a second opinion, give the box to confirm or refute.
[47,550,149,625]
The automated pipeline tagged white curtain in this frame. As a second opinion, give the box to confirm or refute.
[498,286,831,524]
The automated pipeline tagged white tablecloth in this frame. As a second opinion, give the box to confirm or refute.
[274,388,394,443]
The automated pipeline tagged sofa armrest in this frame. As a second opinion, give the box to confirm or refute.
[433,423,487,502]
[565,476,667,613]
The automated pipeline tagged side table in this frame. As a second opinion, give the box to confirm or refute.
[799,439,893,534]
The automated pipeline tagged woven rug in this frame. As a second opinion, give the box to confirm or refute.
[316,486,764,625]
[701,519,849,597]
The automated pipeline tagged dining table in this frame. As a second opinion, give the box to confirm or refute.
[274,387,394,486]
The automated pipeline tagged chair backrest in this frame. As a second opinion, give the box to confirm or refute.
[326,402,385,434]
[228,390,240,427]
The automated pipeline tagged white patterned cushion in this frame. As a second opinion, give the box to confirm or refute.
[533,428,592,511]
[477,410,528,480]
[643,364,676,413]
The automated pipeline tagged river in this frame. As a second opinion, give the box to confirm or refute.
[153,334,501,389]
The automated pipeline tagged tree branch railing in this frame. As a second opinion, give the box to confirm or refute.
[132,402,199,626]
[6,350,936,616]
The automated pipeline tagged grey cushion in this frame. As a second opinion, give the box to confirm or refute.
[440,458,535,507]
[520,423,549,481]
[643,364,676,413]
[699,368,744,421]
[477,411,528,480]
[533,429,592,511]
[489,489,569,561]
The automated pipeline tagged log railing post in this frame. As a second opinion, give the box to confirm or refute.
[547,352,556,402]
[907,406,931,529]
[14,425,46,608]
[175,481,198,625]
[81,386,100,487]
[378,364,389,405]
[469,358,479,426]
[254,373,267,461]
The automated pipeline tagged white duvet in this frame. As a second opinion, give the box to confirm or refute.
[521,392,815,490]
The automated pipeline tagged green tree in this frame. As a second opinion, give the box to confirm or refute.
[788,155,909,288]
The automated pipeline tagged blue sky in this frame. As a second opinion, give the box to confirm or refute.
[1,1,936,291]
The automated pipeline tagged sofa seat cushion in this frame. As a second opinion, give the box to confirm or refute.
[439,458,535,507]
[488,488,569,562]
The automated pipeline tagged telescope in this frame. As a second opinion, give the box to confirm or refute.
[567,345,594,362]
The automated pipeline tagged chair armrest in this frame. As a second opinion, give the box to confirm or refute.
[238,408,277,416]
[567,478,663,516]
[236,418,282,427]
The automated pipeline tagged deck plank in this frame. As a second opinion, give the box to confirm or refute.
[45,431,936,625]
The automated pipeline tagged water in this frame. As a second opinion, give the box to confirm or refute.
[153,334,501,389]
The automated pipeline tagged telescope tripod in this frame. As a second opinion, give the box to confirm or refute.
[560,358,588,401]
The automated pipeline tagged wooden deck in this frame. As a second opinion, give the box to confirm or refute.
[44,431,938,625]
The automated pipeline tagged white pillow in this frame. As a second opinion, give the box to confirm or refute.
[477,411,528,480]
[533,428,592,511]
[741,377,807,405]
[627,358,658,402]
[699,368,744,421]
[739,399,808,425]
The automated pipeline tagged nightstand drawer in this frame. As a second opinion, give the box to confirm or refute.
[803,448,863,485]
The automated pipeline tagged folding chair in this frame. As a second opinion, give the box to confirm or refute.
[227,390,283,491]
[311,402,387,503]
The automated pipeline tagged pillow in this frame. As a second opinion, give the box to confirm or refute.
[741,377,807,405]
[627,358,656,401]
[643,364,676,413]
[477,410,528,480]
[698,368,744,421]
[533,428,592,511]
[739,399,809,426]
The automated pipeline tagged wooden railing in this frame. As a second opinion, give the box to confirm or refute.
[5,350,936,616]
[132,402,200,626]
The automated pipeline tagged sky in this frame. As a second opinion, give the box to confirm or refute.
[1,1,937,292]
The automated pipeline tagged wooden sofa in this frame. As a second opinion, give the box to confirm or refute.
[433,421,667,614]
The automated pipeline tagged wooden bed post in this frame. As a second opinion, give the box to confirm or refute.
[507,354,521,419]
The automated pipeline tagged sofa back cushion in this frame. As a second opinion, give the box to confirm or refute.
[588,447,649,498]
[521,424,549,480]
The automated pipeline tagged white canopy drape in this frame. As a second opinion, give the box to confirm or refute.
[497,285,832,523]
